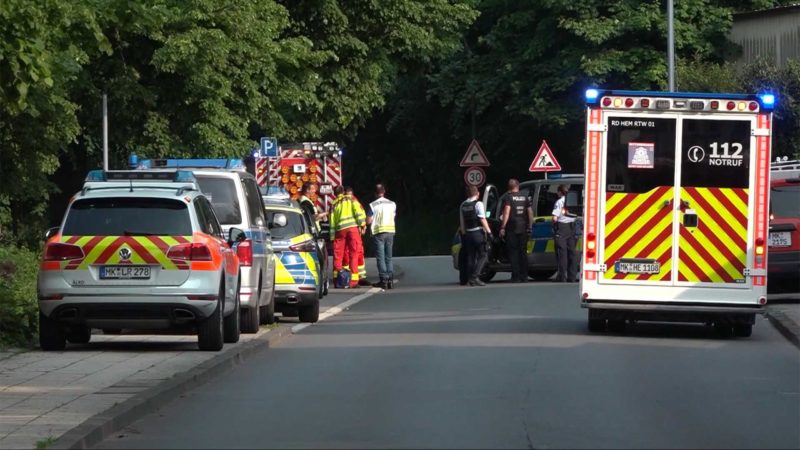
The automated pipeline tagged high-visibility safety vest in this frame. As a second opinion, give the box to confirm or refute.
[299,195,320,229]
[369,197,396,234]
[330,194,365,232]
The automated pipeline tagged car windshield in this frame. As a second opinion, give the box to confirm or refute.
[195,176,242,225]
[63,197,192,236]
[771,185,800,218]
[265,209,306,240]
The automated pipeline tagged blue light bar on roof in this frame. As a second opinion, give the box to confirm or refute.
[136,158,244,170]
[85,170,106,182]
[85,170,197,183]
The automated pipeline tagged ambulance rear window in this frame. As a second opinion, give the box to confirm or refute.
[63,198,192,236]
[771,185,800,218]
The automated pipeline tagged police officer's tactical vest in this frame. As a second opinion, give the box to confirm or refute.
[461,200,480,231]
[507,194,529,234]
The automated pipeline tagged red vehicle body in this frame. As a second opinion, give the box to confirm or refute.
[768,160,800,294]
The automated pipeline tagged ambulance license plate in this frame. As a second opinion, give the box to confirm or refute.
[615,261,660,274]
[768,231,791,248]
[100,266,151,280]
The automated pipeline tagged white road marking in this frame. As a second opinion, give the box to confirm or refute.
[292,287,383,333]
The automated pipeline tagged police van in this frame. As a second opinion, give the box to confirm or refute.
[579,90,775,337]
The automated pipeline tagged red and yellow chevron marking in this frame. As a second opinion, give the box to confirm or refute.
[603,186,674,281]
[678,187,748,283]
[60,236,192,270]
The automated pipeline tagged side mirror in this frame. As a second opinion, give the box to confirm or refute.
[228,228,246,245]
[45,227,60,241]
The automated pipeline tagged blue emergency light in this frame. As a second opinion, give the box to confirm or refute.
[585,89,600,104]
[135,157,244,170]
[85,170,197,183]
[758,92,776,110]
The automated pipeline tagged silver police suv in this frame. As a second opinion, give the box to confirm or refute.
[135,158,277,333]
[38,170,244,351]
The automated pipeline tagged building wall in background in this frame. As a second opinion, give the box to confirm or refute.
[731,5,800,67]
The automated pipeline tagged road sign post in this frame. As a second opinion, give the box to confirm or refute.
[464,166,486,188]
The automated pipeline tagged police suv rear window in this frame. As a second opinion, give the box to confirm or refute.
[63,198,192,236]
[266,210,306,240]
[771,185,800,217]
[195,176,243,225]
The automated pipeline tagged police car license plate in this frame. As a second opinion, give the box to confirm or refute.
[768,231,791,248]
[100,266,151,280]
[615,261,660,274]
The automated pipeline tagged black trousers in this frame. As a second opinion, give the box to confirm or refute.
[554,222,578,282]
[459,230,487,283]
[505,231,529,282]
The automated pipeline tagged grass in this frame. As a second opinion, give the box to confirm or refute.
[35,437,56,450]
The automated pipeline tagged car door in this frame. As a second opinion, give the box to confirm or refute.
[242,176,274,293]
[196,196,238,308]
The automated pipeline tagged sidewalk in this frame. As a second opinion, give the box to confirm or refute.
[0,258,398,449]
[765,294,800,350]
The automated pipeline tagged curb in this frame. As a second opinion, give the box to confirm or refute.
[50,325,294,450]
[765,308,800,350]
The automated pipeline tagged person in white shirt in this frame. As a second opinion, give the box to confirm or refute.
[552,184,578,282]
[366,184,396,289]
[459,185,493,286]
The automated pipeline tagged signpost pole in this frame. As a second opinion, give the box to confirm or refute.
[102,93,109,171]
[667,0,675,91]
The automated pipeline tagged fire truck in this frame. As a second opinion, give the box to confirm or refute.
[579,89,776,337]
[249,142,343,214]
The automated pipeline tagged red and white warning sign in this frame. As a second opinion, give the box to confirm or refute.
[460,140,490,167]
[529,140,561,172]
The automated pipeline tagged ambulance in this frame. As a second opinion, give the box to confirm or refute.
[579,89,775,337]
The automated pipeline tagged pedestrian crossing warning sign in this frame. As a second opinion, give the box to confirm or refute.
[460,140,490,167]
[529,140,561,172]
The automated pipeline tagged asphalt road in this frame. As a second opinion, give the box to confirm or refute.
[98,256,800,449]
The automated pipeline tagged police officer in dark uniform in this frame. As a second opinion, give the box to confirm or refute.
[459,185,493,286]
[499,179,534,283]
[552,184,578,282]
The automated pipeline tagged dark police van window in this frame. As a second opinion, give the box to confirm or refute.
[265,210,307,240]
[195,176,242,225]
[606,117,676,193]
[63,198,192,236]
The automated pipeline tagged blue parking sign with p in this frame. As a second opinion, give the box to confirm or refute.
[260,137,278,157]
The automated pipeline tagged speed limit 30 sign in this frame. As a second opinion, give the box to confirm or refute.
[464,166,486,187]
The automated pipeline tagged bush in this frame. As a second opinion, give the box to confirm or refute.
[0,245,40,347]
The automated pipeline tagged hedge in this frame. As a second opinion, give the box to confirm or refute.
[0,245,40,347]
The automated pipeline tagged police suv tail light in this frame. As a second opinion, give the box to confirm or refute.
[167,243,213,261]
[237,240,253,266]
[44,243,84,261]
[289,240,316,253]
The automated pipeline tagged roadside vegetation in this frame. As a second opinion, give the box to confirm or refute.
[1,0,798,345]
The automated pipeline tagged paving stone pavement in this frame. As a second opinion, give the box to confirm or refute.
[766,296,800,349]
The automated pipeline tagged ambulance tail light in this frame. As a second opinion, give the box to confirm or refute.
[289,240,316,252]
[689,101,704,110]
[586,232,597,259]
[748,102,758,111]
[44,243,84,261]
[624,98,634,107]
[236,240,253,266]
[655,100,670,110]
[755,238,765,256]
[710,100,719,110]
[602,97,612,107]
[727,101,736,111]
[640,99,650,108]
[167,243,213,261]
[759,296,767,305]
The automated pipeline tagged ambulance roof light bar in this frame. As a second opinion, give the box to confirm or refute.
[586,89,776,110]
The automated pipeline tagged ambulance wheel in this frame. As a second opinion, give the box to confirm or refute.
[223,286,241,343]
[478,269,496,283]
[39,313,66,351]
[714,322,733,338]
[607,319,626,333]
[198,288,224,351]
[733,324,752,337]
[66,325,91,344]
[299,301,320,323]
